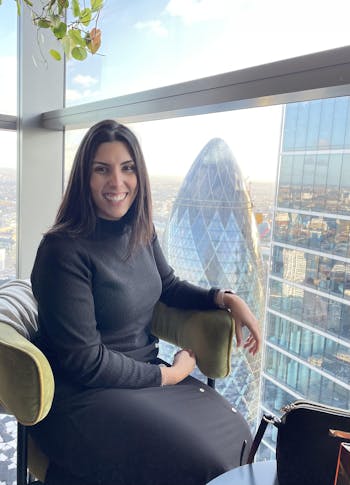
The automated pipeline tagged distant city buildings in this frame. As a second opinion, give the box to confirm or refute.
[260,97,350,457]
[162,138,265,426]
[0,170,16,282]
[0,249,5,272]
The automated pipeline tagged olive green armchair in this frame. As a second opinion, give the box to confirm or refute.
[0,279,234,485]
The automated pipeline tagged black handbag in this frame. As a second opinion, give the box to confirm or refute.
[248,400,350,485]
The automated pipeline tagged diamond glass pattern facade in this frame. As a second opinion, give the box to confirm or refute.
[261,97,350,457]
[162,138,265,426]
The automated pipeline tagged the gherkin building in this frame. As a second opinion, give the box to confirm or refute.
[162,138,265,426]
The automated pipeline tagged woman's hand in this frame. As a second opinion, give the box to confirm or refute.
[160,349,196,386]
[223,293,261,355]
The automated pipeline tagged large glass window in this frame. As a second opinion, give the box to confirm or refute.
[273,212,350,256]
[264,347,350,408]
[266,313,350,386]
[65,105,280,426]
[0,2,17,115]
[64,94,350,458]
[0,131,17,283]
[65,0,350,106]
[271,246,350,300]
[269,278,350,343]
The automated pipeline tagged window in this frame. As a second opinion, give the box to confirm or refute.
[0,130,17,283]
[65,105,281,426]
[0,2,17,115]
[65,0,350,106]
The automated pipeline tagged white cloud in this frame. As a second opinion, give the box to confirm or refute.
[66,89,83,102]
[72,74,98,88]
[134,20,168,37]
[165,0,236,24]
[66,88,101,104]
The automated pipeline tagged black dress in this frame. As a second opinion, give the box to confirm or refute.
[30,217,251,485]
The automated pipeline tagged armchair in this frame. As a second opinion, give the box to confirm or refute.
[0,279,235,485]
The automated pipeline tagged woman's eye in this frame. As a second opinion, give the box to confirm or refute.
[94,165,108,174]
[123,164,136,172]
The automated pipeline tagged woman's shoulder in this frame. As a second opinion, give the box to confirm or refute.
[36,232,87,261]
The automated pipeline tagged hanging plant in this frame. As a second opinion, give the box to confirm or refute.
[1,0,103,61]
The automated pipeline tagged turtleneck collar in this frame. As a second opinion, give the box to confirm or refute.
[95,215,131,235]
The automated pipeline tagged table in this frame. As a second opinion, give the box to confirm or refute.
[207,460,279,485]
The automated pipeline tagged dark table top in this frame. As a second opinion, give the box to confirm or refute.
[207,460,279,485]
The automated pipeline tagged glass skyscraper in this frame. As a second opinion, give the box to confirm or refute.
[261,97,350,456]
[162,138,265,426]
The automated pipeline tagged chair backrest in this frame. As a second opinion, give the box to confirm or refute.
[0,279,54,425]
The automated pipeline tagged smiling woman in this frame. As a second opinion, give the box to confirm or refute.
[90,141,138,221]
[28,119,260,485]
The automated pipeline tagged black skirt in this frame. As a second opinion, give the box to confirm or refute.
[29,375,252,485]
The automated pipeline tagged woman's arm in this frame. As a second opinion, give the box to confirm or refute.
[31,237,162,389]
[215,290,261,355]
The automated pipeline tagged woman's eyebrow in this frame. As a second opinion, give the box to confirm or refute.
[92,160,134,165]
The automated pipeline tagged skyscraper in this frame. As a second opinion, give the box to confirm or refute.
[162,138,265,426]
[261,97,350,457]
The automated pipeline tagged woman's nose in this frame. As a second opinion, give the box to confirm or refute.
[109,168,123,186]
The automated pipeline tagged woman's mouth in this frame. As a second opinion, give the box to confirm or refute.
[103,193,127,202]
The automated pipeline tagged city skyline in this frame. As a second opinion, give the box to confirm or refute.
[260,96,350,458]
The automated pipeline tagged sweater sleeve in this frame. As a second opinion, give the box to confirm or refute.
[31,236,161,389]
[152,233,219,309]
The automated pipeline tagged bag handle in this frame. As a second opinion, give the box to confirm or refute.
[247,414,280,464]
[329,429,350,440]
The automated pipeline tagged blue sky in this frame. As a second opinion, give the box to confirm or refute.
[65,0,350,104]
[2,0,350,180]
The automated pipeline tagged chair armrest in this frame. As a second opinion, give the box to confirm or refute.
[151,302,234,379]
[0,322,54,425]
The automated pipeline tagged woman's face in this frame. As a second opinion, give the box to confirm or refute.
[90,141,138,221]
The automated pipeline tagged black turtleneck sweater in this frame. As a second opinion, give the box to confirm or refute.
[31,218,217,392]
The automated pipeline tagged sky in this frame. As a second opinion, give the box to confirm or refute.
[2,0,350,181]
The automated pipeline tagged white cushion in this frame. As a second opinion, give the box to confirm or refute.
[0,279,38,340]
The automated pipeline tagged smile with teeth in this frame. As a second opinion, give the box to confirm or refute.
[104,193,127,202]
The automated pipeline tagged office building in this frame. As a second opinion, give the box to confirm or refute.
[261,97,350,456]
[163,138,265,425]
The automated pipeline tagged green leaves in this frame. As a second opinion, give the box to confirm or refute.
[52,21,67,39]
[91,0,103,12]
[6,0,104,62]
[80,8,92,26]
[49,49,62,61]
[71,0,80,17]
[72,46,87,60]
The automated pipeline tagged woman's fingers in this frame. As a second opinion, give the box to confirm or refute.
[235,320,260,355]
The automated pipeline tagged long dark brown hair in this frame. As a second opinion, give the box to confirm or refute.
[48,120,153,253]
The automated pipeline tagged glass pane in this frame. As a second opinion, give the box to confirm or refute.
[64,94,350,451]
[66,0,350,106]
[265,95,350,455]
[0,2,17,115]
[65,105,281,427]
[0,131,16,283]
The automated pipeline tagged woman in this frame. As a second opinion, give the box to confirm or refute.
[30,120,261,485]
